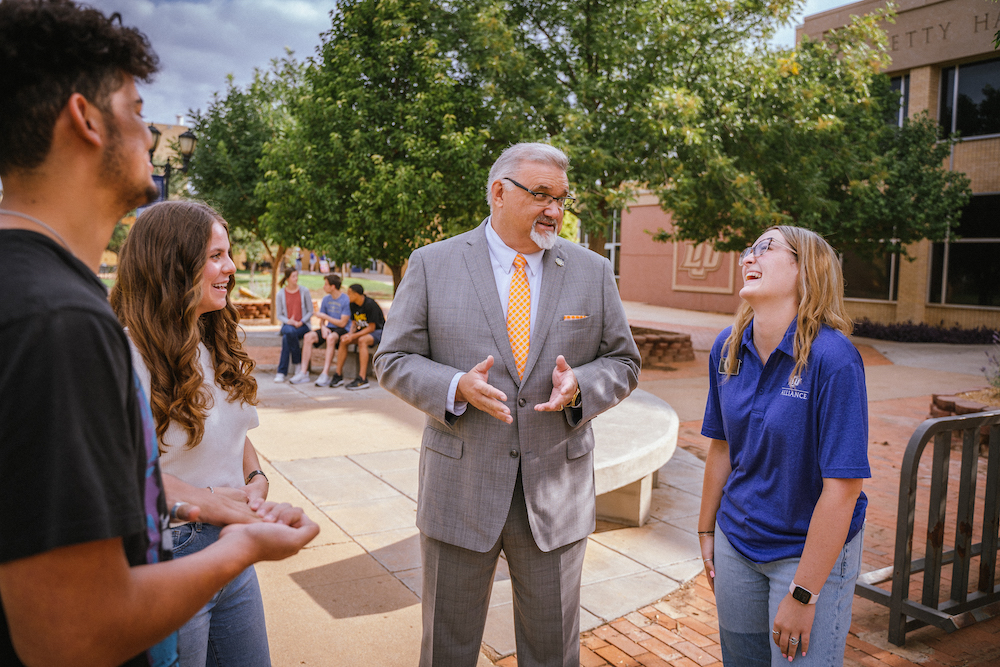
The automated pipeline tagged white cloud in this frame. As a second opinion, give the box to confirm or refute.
[85,0,333,124]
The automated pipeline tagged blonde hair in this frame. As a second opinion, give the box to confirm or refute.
[111,200,257,451]
[722,226,852,383]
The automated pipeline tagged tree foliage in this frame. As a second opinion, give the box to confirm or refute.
[649,11,971,255]
[463,0,802,249]
[271,0,495,291]
[187,56,306,319]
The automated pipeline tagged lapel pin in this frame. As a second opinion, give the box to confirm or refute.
[555,257,565,267]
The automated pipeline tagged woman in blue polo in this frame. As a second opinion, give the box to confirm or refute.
[698,226,870,665]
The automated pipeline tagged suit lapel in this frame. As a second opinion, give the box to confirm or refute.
[521,241,567,384]
[463,222,522,383]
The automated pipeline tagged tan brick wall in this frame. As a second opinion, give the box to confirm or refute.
[925,304,1000,329]
[845,300,898,325]
[896,239,931,322]
[953,137,1000,193]
[908,65,940,120]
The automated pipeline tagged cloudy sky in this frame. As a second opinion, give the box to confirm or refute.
[85,0,858,126]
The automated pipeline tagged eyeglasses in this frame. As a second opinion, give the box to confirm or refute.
[504,177,576,208]
[739,237,797,264]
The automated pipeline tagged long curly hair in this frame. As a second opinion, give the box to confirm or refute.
[723,225,852,383]
[111,200,257,450]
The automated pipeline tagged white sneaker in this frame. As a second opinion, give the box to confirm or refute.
[273,373,287,383]
[315,373,331,387]
[289,372,311,384]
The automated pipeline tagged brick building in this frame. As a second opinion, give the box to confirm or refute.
[617,0,1000,330]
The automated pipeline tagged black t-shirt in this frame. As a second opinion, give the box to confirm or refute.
[0,230,173,666]
[351,295,385,331]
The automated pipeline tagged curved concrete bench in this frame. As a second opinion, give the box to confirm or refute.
[591,388,679,527]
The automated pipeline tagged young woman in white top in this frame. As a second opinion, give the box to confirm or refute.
[112,200,279,667]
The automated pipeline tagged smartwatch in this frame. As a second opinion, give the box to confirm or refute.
[789,581,818,605]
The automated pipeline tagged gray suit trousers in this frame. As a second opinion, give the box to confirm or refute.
[419,469,587,667]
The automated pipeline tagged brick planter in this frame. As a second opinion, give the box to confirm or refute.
[630,326,695,370]
[234,299,320,321]
[930,390,1000,452]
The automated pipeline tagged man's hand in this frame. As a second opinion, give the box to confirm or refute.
[456,356,512,423]
[219,514,320,562]
[535,355,578,411]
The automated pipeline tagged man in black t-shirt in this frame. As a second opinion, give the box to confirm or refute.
[0,3,318,666]
[331,283,386,390]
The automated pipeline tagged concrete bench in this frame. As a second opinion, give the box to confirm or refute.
[591,389,679,527]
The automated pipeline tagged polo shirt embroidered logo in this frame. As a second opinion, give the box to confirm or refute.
[781,376,808,400]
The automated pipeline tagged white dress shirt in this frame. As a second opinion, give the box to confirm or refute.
[447,218,545,415]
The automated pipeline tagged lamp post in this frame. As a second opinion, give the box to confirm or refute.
[147,124,197,200]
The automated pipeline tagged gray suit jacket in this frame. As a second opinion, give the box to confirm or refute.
[374,221,640,553]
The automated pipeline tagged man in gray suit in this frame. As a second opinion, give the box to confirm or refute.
[374,143,640,667]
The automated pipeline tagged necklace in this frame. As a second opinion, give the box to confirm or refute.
[0,208,71,251]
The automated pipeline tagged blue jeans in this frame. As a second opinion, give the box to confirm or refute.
[278,323,311,374]
[713,525,863,667]
[172,523,271,667]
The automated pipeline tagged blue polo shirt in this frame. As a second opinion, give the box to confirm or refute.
[702,319,870,563]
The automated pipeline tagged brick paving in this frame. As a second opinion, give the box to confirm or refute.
[493,344,1000,667]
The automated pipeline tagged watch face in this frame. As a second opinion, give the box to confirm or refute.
[791,586,811,604]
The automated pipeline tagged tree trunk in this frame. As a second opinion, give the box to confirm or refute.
[588,226,608,259]
[269,245,287,325]
[389,262,404,295]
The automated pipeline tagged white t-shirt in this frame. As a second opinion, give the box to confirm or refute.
[128,336,258,491]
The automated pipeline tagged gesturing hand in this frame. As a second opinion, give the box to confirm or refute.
[535,355,577,412]
[456,355,512,423]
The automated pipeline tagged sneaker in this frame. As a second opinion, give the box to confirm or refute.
[315,373,331,387]
[289,372,311,384]
[346,376,369,391]
[273,373,286,383]
[329,373,345,388]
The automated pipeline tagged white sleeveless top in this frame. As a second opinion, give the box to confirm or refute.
[128,336,258,491]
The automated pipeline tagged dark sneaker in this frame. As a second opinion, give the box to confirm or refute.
[329,373,345,388]
[346,376,369,391]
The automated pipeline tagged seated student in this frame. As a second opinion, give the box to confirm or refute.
[298,274,350,386]
[331,284,385,390]
[275,268,313,383]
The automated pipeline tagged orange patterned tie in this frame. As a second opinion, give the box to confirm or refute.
[507,253,530,379]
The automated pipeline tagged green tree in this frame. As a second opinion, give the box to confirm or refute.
[463,0,801,253]
[187,56,306,321]
[274,0,494,292]
[649,11,971,255]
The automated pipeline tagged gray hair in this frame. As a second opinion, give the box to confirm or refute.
[486,143,569,211]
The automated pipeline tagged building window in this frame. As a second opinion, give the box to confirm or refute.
[940,57,1000,138]
[843,250,899,301]
[889,74,909,127]
[928,194,1000,307]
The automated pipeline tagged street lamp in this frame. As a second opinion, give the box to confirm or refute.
[147,124,197,199]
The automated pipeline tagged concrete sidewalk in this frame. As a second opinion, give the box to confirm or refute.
[244,300,999,666]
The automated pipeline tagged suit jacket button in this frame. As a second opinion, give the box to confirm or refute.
[510,450,519,458]
[518,398,526,407]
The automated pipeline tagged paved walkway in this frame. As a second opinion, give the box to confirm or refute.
[244,301,1000,666]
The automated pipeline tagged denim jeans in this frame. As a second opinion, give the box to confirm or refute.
[713,525,863,667]
[172,522,271,667]
[278,323,311,374]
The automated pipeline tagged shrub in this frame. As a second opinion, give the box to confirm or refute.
[984,331,1000,391]
[852,318,997,344]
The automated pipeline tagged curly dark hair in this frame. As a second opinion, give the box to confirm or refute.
[0,0,159,176]
[111,201,258,451]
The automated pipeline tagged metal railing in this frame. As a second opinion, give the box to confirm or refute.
[855,409,1000,646]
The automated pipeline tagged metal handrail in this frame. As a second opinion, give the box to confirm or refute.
[855,409,1000,646]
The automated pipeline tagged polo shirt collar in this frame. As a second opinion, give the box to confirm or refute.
[485,217,544,277]
[742,318,799,360]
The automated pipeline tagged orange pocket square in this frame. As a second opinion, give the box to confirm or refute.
[563,315,588,320]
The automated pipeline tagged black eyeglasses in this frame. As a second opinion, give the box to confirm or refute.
[504,177,576,208]
[739,237,797,264]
